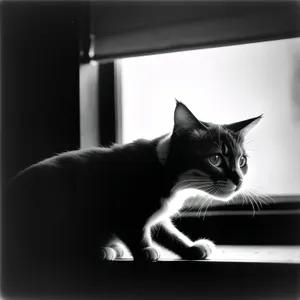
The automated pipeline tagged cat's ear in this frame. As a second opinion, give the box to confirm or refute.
[225,114,263,136]
[174,100,208,131]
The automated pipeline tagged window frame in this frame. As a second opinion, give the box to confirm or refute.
[94,59,300,246]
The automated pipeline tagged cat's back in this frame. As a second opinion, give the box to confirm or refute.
[4,147,114,221]
[7,138,162,200]
[9,146,111,188]
[3,146,124,264]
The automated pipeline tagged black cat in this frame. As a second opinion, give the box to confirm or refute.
[3,101,262,267]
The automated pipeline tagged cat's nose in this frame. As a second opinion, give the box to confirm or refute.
[235,179,243,191]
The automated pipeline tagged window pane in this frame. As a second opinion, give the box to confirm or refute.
[117,38,300,196]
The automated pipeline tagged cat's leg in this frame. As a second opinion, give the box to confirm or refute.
[107,239,127,259]
[90,231,121,261]
[98,237,127,261]
[153,219,215,259]
[117,227,161,262]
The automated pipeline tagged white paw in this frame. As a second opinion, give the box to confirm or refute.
[181,239,216,260]
[134,246,161,262]
[110,243,126,258]
[99,247,117,261]
[192,239,216,258]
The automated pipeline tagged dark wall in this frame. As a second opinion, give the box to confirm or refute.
[1,1,82,186]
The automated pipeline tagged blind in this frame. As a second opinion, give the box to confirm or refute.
[89,1,300,61]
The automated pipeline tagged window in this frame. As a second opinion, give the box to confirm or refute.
[117,37,300,199]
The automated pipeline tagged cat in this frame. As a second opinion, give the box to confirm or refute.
[3,101,262,269]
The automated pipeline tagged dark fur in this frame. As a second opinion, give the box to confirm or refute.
[3,102,262,269]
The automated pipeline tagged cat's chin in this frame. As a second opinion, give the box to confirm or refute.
[176,187,236,203]
[208,190,237,202]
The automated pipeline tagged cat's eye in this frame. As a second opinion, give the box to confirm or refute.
[209,154,222,167]
[239,155,247,168]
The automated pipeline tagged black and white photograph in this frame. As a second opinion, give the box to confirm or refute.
[1,1,300,299]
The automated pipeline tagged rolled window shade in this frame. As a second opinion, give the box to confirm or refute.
[90,1,300,61]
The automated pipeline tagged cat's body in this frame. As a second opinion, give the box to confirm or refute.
[6,137,167,263]
[3,101,262,269]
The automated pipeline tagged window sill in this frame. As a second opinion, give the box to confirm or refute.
[116,245,300,265]
[173,200,300,246]
[3,245,299,300]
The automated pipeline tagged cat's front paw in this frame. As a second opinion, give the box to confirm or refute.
[99,247,117,261]
[134,246,161,262]
[110,243,126,259]
[181,239,216,260]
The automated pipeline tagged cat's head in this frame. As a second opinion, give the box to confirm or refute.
[158,101,262,201]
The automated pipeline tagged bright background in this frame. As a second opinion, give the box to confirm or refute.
[117,38,300,196]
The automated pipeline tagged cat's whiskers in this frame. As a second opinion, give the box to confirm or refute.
[176,182,198,190]
[195,186,212,217]
[179,178,212,185]
[252,195,261,211]
[229,192,238,205]
[240,191,250,214]
[241,191,256,217]
[248,186,275,204]
[173,181,212,193]
[240,185,275,214]
[171,178,206,189]
[216,183,228,188]
[202,199,212,221]
[202,196,213,221]
[184,195,198,212]
[203,186,220,221]
[247,193,258,216]
[247,190,268,207]
[196,185,217,219]
[171,177,213,193]
[197,194,211,218]
[238,192,245,206]
[240,191,247,207]
[244,190,262,210]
